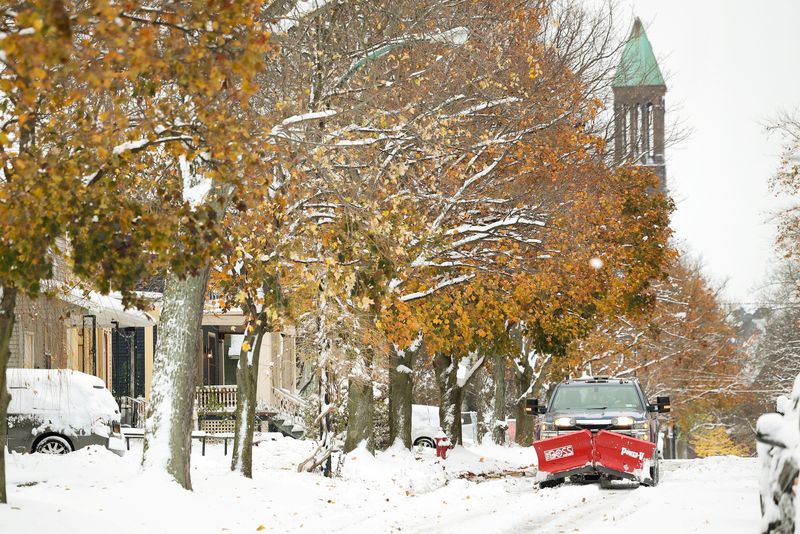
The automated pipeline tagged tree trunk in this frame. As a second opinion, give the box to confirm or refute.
[0,287,18,504]
[344,347,374,453]
[142,267,210,490]
[297,280,335,477]
[433,353,463,445]
[492,354,507,445]
[231,326,266,477]
[388,337,420,449]
[473,365,492,444]
[514,355,534,446]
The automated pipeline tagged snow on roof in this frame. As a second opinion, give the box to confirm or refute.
[63,289,155,328]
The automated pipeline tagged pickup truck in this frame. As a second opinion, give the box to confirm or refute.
[529,376,670,488]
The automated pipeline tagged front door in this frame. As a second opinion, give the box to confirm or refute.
[111,328,145,398]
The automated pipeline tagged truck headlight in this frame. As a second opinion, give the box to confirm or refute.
[554,417,575,428]
[612,416,635,427]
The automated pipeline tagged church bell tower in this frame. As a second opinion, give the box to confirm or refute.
[613,18,667,191]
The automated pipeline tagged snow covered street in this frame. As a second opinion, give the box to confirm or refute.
[0,439,759,533]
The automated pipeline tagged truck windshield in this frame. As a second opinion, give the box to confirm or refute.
[550,384,643,411]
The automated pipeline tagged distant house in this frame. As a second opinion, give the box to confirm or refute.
[80,292,303,435]
[194,301,302,435]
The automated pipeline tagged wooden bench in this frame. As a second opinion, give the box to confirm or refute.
[123,429,279,456]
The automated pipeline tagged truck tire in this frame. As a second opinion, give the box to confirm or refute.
[651,457,660,486]
[642,454,660,487]
[538,477,565,489]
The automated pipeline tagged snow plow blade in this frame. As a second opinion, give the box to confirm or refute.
[594,430,656,480]
[534,430,594,477]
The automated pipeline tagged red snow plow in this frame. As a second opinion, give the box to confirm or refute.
[528,377,669,488]
[534,429,656,486]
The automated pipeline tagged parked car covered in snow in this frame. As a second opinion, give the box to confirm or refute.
[5,369,125,456]
[757,394,799,533]
[411,404,478,446]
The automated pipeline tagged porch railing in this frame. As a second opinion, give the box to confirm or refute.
[195,385,238,413]
[118,396,147,428]
[273,386,307,417]
[194,384,306,418]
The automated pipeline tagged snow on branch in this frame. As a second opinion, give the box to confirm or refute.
[281,109,338,127]
[444,213,546,251]
[449,97,522,118]
[399,273,475,302]
[112,139,150,155]
[270,110,339,141]
[82,135,193,186]
[430,153,499,232]
[457,353,486,388]
[470,111,572,150]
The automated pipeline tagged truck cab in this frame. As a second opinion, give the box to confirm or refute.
[529,377,670,487]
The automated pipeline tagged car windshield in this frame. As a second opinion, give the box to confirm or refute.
[550,384,643,411]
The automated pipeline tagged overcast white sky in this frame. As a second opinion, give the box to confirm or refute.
[608,0,800,303]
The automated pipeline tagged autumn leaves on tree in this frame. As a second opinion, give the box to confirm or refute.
[207,0,676,458]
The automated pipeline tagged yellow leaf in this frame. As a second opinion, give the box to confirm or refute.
[256,526,266,531]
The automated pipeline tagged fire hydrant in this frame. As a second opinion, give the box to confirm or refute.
[434,428,452,460]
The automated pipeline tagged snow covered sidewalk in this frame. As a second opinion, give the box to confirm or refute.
[0,438,759,533]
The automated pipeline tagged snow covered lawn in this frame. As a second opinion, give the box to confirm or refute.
[0,438,759,533]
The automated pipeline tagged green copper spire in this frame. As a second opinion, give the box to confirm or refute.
[613,18,665,88]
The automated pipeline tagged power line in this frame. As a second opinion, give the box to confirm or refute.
[721,302,800,307]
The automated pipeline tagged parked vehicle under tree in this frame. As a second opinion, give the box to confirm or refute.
[5,369,125,456]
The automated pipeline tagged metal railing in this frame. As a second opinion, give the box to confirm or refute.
[273,386,306,416]
[272,386,307,435]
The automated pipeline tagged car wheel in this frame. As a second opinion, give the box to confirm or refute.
[414,437,436,448]
[34,435,73,455]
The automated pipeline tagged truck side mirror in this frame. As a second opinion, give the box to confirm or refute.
[525,398,538,415]
[656,396,671,413]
